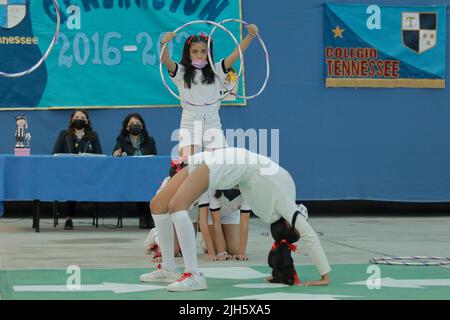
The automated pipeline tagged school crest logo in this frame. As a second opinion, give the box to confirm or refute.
[402,12,437,54]
[0,0,27,29]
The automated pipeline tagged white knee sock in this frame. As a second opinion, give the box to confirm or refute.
[171,210,199,275]
[153,213,176,272]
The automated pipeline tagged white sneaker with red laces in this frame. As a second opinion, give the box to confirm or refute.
[167,272,207,292]
[140,265,181,283]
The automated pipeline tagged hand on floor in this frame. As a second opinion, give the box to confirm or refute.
[216,252,233,261]
[233,254,249,261]
[204,254,217,262]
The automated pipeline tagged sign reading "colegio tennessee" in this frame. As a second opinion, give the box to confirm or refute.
[324,3,446,88]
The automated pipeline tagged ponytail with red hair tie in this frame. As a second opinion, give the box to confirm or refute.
[271,239,301,285]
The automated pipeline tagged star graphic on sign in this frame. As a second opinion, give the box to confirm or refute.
[332,25,345,38]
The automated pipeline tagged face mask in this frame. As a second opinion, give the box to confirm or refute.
[72,119,87,130]
[129,124,142,136]
[191,59,208,69]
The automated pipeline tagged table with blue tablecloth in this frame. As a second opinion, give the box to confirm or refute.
[0,154,171,232]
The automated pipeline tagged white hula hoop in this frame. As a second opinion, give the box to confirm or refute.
[0,0,61,78]
[208,18,270,100]
[159,20,244,107]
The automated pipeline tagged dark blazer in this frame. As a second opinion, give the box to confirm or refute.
[52,130,103,154]
[112,134,157,156]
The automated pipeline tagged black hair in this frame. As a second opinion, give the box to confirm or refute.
[270,217,300,244]
[180,35,215,89]
[267,218,300,286]
[119,113,151,142]
[67,109,95,139]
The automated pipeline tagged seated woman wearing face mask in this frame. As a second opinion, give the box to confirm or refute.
[113,113,158,229]
[52,109,104,230]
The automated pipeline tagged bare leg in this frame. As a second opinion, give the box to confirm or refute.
[150,166,190,214]
[211,211,229,260]
[222,224,240,256]
[199,207,216,260]
[236,212,250,261]
[168,165,210,274]
[168,165,210,213]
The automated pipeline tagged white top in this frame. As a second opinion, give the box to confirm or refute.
[188,148,269,193]
[170,59,229,112]
[188,148,332,276]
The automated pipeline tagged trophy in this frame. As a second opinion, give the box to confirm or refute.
[14,116,31,156]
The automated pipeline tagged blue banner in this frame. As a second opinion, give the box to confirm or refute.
[0,0,245,110]
[324,3,446,88]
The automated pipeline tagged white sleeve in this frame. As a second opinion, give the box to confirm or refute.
[214,59,229,82]
[240,201,251,212]
[209,195,222,211]
[197,191,210,207]
[169,62,185,84]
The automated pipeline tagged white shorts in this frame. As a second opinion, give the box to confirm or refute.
[179,110,227,150]
[208,210,240,225]
[188,149,331,276]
